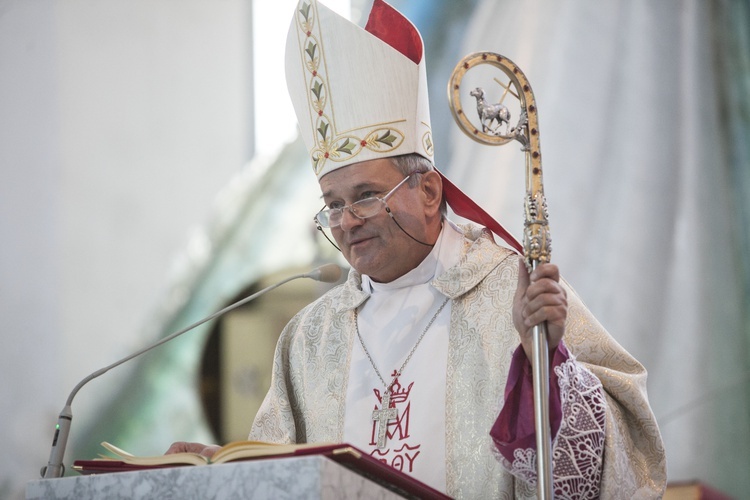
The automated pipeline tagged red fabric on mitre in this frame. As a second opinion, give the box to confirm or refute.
[364,0,522,253]
[440,171,523,253]
[364,0,423,65]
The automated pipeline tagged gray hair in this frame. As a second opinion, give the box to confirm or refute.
[388,154,447,216]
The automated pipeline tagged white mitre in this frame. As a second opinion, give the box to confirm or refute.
[285,0,434,179]
[285,0,522,252]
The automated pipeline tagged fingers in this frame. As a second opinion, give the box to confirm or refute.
[165,442,198,455]
[516,256,531,291]
[165,442,220,458]
[514,260,567,328]
[515,258,560,295]
[527,260,560,285]
[522,297,567,330]
[513,259,568,359]
[522,278,567,327]
[199,445,222,458]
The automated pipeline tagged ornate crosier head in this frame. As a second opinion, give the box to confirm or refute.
[448,52,550,268]
[284,0,434,180]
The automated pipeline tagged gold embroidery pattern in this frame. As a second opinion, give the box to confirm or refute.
[422,131,434,158]
[295,1,405,175]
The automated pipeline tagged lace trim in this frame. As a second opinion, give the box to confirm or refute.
[495,356,606,499]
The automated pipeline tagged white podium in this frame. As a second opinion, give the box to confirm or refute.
[26,455,408,499]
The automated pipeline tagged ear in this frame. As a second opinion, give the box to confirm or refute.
[420,170,443,217]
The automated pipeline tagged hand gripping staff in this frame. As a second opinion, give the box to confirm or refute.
[448,52,554,499]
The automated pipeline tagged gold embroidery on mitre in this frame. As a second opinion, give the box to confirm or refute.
[296,1,406,175]
[422,131,434,157]
[311,126,405,172]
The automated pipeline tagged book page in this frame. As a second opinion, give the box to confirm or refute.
[101,442,209,466]
[211,441,333,464]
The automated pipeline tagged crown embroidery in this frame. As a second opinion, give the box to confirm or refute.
[296,1,405,175]
[384,377,414,405]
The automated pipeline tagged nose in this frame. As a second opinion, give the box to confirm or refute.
[338,206,364,232]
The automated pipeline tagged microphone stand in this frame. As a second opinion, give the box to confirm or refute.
[41,264,341,479]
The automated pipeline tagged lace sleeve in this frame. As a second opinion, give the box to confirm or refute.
[492,348,607,499]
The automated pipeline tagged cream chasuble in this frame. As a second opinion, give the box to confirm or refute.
[343,221,464,492]
[249,223,667,498]
[271,0,667,494]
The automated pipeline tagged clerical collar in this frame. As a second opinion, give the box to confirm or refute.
[362,220,463,294]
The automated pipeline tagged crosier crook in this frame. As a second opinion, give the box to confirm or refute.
[448,52,554,499]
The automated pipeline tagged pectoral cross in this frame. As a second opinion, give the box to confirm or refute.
[372,388,398,449]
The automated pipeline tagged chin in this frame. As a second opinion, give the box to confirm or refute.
[348,256,388,281]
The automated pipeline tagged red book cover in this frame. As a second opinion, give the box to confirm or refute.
[73,442,451,500]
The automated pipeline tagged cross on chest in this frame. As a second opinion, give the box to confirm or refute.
[372,388,398,449]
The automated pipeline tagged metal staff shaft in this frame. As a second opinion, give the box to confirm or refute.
[521,87,554,498]
[531,266,554,498]
[448,52,554,499]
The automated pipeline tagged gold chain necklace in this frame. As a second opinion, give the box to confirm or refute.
[354,296,450,449]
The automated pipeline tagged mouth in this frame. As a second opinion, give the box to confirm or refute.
[347,235,375,249]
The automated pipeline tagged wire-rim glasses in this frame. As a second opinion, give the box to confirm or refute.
[314,174,411,229]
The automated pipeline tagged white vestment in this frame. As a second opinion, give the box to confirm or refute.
[343,221,465,492]
[250,223,667,498]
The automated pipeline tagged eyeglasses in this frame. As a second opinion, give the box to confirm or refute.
[314,175,411,229]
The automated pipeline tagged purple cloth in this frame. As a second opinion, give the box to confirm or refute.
[489,342,569,463]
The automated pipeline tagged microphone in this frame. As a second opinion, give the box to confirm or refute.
[304,263,343,283]
[41,263,343,478]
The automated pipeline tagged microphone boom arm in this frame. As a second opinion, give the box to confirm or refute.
[42,263,341,478]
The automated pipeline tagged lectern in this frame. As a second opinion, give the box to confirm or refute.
[27,453,447,499]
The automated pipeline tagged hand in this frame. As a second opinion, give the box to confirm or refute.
[512,257,568,360]
[165,442,221,458]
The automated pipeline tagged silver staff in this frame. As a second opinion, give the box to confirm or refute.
[448,52,554,499]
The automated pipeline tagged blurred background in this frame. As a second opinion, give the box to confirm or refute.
[1,0,748,498]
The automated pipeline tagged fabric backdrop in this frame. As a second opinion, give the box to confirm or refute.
[443,0,750,495]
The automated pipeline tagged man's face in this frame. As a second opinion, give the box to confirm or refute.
[319,158,435,283]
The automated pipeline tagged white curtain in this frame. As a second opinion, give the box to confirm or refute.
[445,0,749,495]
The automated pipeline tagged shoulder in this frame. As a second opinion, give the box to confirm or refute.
[434,222,519,297]
[279,267,364,337]
[459,222,518,265]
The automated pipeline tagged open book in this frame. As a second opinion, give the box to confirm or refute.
[95,440,330,467]
[73,441,451,499]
